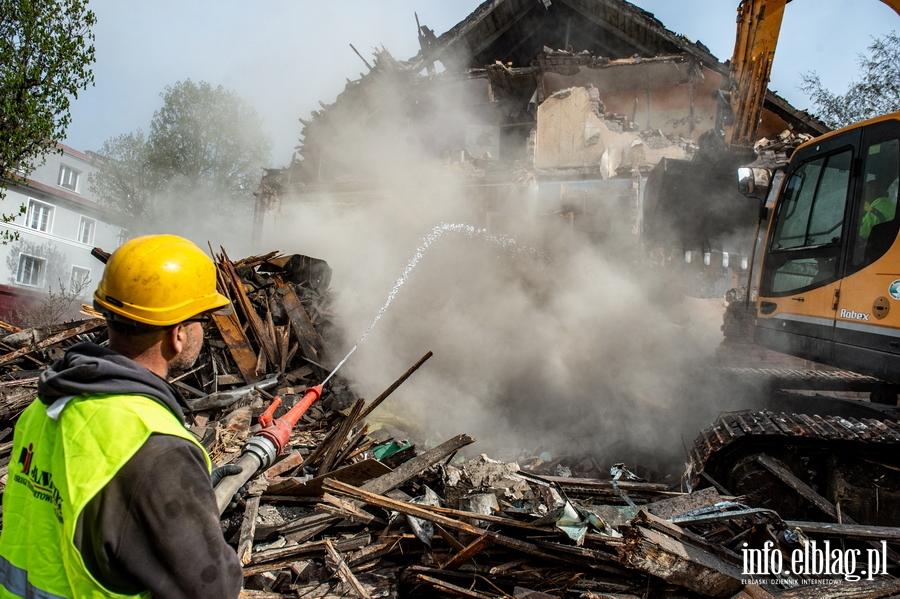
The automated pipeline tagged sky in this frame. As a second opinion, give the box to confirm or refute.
[63,0,900,166]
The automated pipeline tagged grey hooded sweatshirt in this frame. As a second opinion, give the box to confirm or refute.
[37,343,242,598]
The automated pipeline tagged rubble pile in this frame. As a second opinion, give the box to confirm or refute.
[0,252,898,599]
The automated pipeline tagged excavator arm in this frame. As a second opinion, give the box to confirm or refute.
[725,0,788,148]
[726,0,900,149]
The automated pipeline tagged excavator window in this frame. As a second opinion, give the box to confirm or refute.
[762,149,852,295]
[850,138,900,268]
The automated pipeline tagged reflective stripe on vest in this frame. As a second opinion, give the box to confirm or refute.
[0,554,67,599]
[0,394,210,598]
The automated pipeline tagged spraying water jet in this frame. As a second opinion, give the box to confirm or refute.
[214,222,542,512]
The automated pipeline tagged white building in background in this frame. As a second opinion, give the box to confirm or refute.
[0,144,126,317]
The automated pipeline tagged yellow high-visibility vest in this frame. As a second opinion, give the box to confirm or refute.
[0,393,210,598]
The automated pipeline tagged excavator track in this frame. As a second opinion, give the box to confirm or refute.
[686,409,900,525]
[707,366,888,392]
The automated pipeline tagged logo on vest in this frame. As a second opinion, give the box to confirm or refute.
[14,443,63,522]
[840,309,871,321]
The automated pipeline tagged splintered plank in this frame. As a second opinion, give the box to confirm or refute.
[316,398,365,476]
[618,524,743,598]
[756,454,838,519]
[440,531,494,571]
[415,574,496,599]
[211,311,258,384]
[219,251,279,367]
[361,434,475,496]
[266,459,391,496]
[209,261,259,386]
[273,276,327,367]
[756,454,900,563]
[324,538,373,599]
[245,534,370,571]
[322,479,593,567]
[237,494,261,565]
[0,319,105,366]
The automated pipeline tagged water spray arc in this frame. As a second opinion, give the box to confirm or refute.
[215,223,539,512]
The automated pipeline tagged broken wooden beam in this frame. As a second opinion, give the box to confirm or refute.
[273,277,327,368]
[218,250,279,368]
[756,454,839,520]
[323,479,600,567]
[238,494,262,566]
[783,521,900,543]
[439,531,494,571]
[0,319,104,366]
[323,538,373,599]
[756,454,900,563]
[618,519,744,598]
[354,350,433,424]
[360,434,475,496]
[415,573,496,599]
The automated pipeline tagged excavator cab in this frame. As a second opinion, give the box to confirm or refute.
[753,112,900,383]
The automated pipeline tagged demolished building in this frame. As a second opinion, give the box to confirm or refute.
[253,0,828,296]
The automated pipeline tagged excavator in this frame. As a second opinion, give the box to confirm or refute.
[680,0,900,530]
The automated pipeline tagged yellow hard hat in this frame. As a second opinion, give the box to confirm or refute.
[94,234,232,326]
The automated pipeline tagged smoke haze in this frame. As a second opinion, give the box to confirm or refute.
[263,152,734,474]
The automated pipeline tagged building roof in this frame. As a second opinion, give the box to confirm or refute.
[418,0,721,73]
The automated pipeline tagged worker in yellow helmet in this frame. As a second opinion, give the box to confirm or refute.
[0,235,243,599]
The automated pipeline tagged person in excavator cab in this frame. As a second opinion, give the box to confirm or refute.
[0,235,244,599]
[859,179,898,239]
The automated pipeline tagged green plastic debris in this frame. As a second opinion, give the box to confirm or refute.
[373,440,411,460]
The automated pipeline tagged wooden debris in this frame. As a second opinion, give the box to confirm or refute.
[324,538,373,599]
[618,519,744,598]
[2,249,898,598]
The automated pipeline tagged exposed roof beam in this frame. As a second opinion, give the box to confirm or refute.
[554,0,658,57]
[409,0,509,72]
[590,0,726,74]
[489,18,543,64]
[466,0,541,63]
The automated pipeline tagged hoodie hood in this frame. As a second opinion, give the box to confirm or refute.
[38,342,187,423]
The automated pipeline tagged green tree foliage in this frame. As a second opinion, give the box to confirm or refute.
[89,80,272,238]
[89,130,157,221]
[800,31,900,129]
[0,0,96,237]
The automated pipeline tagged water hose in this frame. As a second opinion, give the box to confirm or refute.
[214,385,322,514]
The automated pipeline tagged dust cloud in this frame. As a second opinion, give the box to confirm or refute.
[257,110,745,476]
[164,61,751,475]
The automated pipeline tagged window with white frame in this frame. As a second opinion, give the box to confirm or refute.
[78,216,95,245]
[16,254,45,287]
[70,265,91,291]
[25,199,53,232]
[59,165,81,191]
[117,228,129,247]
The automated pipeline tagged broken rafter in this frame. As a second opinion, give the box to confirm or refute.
[323,479,591,567]
[218,248,279,368]
[0,319,104,366]
[323,538,373,599]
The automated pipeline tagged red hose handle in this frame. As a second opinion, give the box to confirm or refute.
[259,397,282,428]
[256,385,323,454]
[280,385,322,428]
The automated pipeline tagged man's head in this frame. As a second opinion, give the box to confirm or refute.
[865,181,888,205]
[94,235,231,376]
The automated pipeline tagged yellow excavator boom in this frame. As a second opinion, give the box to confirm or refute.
[725,0,900,149]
